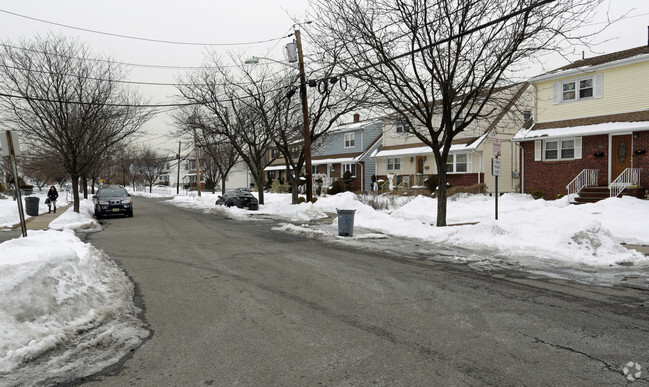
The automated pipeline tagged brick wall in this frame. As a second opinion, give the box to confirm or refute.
[522,134,615,199]
[634,131,649,188]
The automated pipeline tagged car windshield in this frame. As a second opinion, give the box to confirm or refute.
[98,188,128,198]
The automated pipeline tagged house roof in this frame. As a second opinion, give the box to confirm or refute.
[371,135,485,158]
[513,110,649,141]
[532,46,649,82]
[311,152,360,165]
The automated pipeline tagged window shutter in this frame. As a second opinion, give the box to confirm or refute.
[534,140,542,161]
[574,137,582,159]
[593,74,603,98]
[383,158,387,170]
[552,82,561,104]
[467,154,473,173]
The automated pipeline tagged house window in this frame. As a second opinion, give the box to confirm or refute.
[312,165,317,174]
[342,163,356,177]
[556,75,600,103]
[446,153,471,173]
[271,149,279,159]
[268,171,276,179]
[386,157,402,171]
[544,139,575,160]
[395,124,411,133]
[344,132,355,148]
[291,146,300,158]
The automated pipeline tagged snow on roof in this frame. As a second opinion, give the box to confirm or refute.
[372,133,487,158]
[263,165,294,171]
[513,120,649,141]
[326,119,382,134]
[311,156,357,165]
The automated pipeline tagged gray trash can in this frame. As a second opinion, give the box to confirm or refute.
[25,196,40,216]
[337,209,356,237]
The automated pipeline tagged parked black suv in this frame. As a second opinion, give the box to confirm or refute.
[93,186,133,218]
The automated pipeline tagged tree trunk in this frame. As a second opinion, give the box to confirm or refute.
[291,178,299,204]
[436,168,448,227]
[81,176,89,199]
[255,173,264,205]
[71,174,80,213]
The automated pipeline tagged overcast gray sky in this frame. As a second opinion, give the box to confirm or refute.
[0,1,646,154]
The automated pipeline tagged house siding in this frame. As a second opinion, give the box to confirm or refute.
[536,61,649,122]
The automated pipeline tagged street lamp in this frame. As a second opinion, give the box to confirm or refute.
[245,27,313,202]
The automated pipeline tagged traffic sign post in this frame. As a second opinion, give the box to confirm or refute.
[3,130,27,237]
[492,157,501,220]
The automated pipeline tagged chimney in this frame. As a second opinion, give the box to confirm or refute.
[353,113,360,122]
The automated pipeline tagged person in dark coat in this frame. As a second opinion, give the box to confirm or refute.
[47,185,59,214]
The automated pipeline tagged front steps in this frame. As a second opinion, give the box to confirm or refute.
[574,186,646,204]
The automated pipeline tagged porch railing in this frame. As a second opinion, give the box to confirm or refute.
[566,169,599,195]
[609,168,642,197]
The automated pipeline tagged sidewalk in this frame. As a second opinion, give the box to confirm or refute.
[22,203,73,230]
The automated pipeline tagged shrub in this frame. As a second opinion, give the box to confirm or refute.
[532,189,544,200]
[424,176,438,193]
[297,196,306,204]
[270,180,290,193]
[342,170,354,192]
[328,180,342,195]
[0,182,6,193]
[311,197,317,203]
[556,193,565,200]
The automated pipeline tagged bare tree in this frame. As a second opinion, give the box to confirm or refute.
[172,109,241,195]
[176,56,282,205]
[132,145,167,193]
[0,34,153,212]
[310,0,606,226]
[20,151,57,191]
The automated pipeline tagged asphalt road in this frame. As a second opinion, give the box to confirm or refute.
[72,197,648,386]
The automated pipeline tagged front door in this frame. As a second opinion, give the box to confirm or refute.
[611,134,632,181]
[416,156,425,174]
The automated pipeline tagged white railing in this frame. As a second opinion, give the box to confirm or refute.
[609,168,642,197]
[566,169,599,195]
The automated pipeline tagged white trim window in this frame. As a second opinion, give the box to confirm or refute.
[395,124,411,133]
[344,132,355,148]
[341,163,356,177]
[534,137,582,161]
[385,157,403,171]
[446,153,472,173]
[553,74,602,104]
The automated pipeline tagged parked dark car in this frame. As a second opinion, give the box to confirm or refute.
[215,189,259,210]
[93,186,133,218]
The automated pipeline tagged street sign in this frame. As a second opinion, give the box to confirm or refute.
[492,157,501,176]
[1,130,21,156]
[493,138,501,157]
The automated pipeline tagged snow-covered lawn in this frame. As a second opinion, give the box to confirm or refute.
[1,187,648,382]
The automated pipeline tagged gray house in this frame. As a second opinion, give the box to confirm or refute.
[311,114,383,193]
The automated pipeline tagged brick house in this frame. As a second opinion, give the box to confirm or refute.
[513,46,649,200]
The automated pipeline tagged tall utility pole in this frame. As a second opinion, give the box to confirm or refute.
[294,28,312,202]
[176,141,181,195]
[193,128,202,197]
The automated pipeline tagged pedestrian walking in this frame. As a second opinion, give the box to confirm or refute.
[47,185,59,214]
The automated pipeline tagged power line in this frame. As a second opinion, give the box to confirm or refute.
[0,8,290,47]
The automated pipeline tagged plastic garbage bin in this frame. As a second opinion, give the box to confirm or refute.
[25,196,40,216]
[336,209,356,237]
